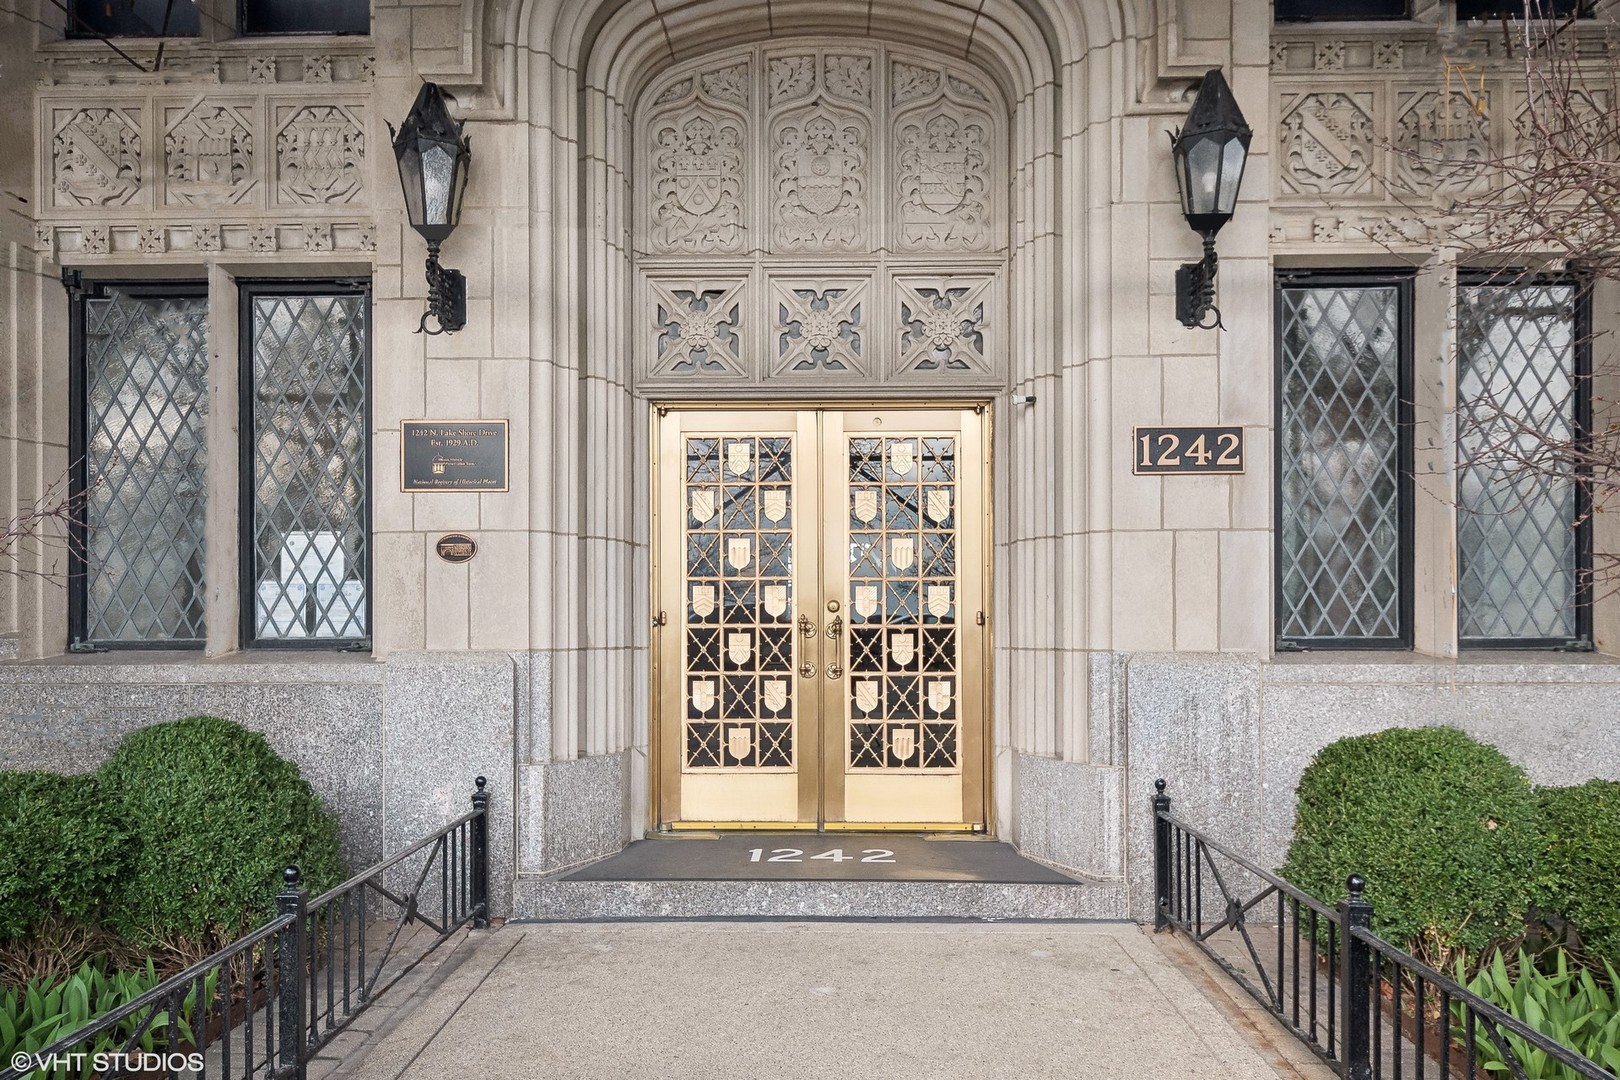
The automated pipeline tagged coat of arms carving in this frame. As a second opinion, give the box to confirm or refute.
[772,106,868,251]
[276,106,365,205]
[1279,93,1374,196]
[165,105,253,206]
[897,111,991,250]
[52,108,142,208]
[651,113,745,253]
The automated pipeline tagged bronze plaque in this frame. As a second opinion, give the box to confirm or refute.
[1133,426,1244,475]
[435,534,478,564]
[402,420,509,492]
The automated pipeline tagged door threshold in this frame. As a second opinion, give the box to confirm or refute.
[660,822,985,834]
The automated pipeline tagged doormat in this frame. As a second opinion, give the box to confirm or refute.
[560,833,1080,884]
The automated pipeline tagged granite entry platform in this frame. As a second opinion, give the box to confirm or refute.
[559,833,1079,884]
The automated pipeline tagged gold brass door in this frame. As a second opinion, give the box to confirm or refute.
[654,407,988,830]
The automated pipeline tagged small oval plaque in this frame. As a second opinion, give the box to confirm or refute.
[435,533,478,564]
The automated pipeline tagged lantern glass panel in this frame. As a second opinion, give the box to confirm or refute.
[398,144,426,228]
[1186,137,1222,216]
[422,144,456,226]
[1217,139,1248,214]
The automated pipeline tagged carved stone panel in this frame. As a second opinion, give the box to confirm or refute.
[770,101,869,252]
[771,279,869,376]
[51,106,143,209]
[1278,91,1377,197]
[892,62,996,253]
[645,63,750,256]
[894,277,993,377]
[648,278,749,379]
[1393,90,1491,195]
[274,103,366,206]
[164,101,255,206]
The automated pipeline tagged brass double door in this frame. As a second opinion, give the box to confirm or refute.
[654,407,988,830]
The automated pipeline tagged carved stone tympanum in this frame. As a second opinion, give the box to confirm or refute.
[637,43,1006,388]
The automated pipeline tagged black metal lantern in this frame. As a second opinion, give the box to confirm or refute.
[391,82,471,335]
[1169,69,1252,329]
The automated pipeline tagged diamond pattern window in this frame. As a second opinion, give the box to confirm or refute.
[244,284,371,644]
[239,0,368,35]
[71,282,210,646]
[1276,276,1412,647]
[1456,278,1590,646]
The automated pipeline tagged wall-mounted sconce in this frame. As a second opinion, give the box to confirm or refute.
[391,82,471,335]
[1168,69,1252,330]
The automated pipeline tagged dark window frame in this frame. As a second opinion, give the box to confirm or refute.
[1274,269,1416,651]
[66,273,211,650]
[237,0,370,36]
[65,0,201,38]
[1455,0,1595,19]
[237,279,374,650]
[1274,0,1411,23]
[1454,269,1593,650]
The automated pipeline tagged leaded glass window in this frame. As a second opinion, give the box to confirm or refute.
[244,285,370,644]
[1277,277,1411,646]
[73,283,209,646]
[1456,279,1589,645]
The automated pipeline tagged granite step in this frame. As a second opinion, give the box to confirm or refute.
[511,876,1128,921]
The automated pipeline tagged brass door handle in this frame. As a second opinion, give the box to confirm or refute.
[798,614,816,638]
[799,661,817,679]
[825,615,843,639]
[826,662,843,680]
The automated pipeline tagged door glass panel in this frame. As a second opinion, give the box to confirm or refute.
[683,435,796,770]
[846,435,960,772]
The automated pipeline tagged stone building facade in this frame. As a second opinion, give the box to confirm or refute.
[1,0,1617,919]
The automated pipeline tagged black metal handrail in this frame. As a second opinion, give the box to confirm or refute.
[1,776,489,1080]
[1153,778,1617,1080]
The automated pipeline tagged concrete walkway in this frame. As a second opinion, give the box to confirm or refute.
[328,921,1334,1080]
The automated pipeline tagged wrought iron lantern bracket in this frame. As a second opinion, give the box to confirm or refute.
[420,240,467,335]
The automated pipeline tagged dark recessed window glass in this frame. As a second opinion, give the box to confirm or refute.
[239,0,368,35]
[1275,0,1409,21]
[1455,0,1591,18]
[1276,275,1413,648]
[67,0,200,37]
[1456,279,1590,647]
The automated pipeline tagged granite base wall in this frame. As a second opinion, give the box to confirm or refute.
[6,650,1616,924]
[1056,653,1620,921]
[0,652,519,917]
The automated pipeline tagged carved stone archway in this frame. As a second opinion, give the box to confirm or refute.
[503,0,1151,885]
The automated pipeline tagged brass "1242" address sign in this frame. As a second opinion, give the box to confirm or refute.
[1132,426,1244,475]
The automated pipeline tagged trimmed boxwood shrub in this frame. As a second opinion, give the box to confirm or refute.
[0,772,130,941]
[1282,726,1541,961]
[1536,779,1620,967]
[98,716,342,948]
